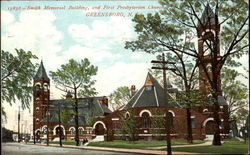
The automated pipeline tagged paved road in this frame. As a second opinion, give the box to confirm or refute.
[2,143,136,155]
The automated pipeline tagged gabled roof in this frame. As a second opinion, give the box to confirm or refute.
[124,73,179,109]
[40,96,112,125]
[198,4,217,26]
[34,61,50,82]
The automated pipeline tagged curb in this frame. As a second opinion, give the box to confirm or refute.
[14,142,212,155]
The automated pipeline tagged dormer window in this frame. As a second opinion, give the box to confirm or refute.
[145,85,152,91]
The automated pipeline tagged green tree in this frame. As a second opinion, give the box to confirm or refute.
[232,108,249,126]
[221,68,248,122]
[55,106,74,144]
[1,49,38,119]
[109,86,131,111]
[50,58,98,146]
[150,109,165,140]
[2,127,13,142]
[150,52,199,143]
[120,110,138,141]
[125,1,248,146]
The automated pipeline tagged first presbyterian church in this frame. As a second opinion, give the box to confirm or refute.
[33,5,230,142]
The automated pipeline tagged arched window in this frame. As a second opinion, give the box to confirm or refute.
[203,109,208,113]
[69,128,75,135]
[125,112,130,119]
[166,112,174,128]
[78,128,84,135]
[142,112,150,128]
[35,84,41,90]
[43,127,47,134]
[43,83,49,91]
[206,64,212,72]
[203,31,214,41]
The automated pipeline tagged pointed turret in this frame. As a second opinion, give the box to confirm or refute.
[34,61,50,82]
[198,4,217,26]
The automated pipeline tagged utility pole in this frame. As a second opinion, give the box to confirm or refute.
[46,99,49,146]
[18,106,20,143]
[58,105,62,147]
[151,52,175,155]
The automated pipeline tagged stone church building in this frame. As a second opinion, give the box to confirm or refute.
[33,4,229,142]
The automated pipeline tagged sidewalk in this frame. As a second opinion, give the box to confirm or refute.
[25,142,213,155]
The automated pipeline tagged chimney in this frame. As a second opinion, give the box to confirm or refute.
[100,96,108,107]
[130,85,137,98]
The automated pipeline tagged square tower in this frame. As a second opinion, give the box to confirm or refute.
[197,4,222,97]
[33,61,50,139]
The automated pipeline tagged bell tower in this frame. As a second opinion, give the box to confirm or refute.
[197,4,222,96]
[33,61,50,136]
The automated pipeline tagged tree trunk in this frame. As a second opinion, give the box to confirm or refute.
[186,107,193,143]
[74,88,79,146]
[212,93,221,145]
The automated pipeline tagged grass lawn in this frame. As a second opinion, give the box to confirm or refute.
[88,140,204,149]
[172,138,249,154]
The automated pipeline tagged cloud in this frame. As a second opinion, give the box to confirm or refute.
[61,45,122,64]
[95,62,151,95]
[1,10,63,131]
[1,10,62,63]
[131,52,148,60]
[1,11,15,26]
[68,17,135,47]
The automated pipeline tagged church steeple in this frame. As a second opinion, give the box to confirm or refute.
[198,4,217,27]
[197,4,222,96]
[34,60,50,82]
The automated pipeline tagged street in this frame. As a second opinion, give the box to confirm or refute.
[2,143,136,155]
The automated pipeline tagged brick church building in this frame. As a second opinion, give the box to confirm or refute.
[33,4,229,142]
[91,4,229,141]
[33,61,112,141]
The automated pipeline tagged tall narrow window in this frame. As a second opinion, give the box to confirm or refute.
[43,127,47,134]
[166,112,174,128]
[69,128,75,135]
[142,112,150,128]
[78,128,83,135]
[191,118,196,128]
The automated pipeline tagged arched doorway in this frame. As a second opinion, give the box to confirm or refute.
[36,130,40,141]
[96,123,105,135]
[205,120,216,134]
[55,127,64,137]
[205,120,216,140]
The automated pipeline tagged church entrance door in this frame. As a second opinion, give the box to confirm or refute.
[96,123,105,135]
[205,120,216,140]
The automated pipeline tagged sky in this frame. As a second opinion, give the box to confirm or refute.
[1,1,248,132]
[1,1,163,132]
